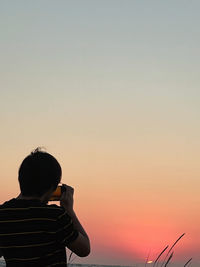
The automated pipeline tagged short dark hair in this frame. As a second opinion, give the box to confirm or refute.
[18,148,62,197]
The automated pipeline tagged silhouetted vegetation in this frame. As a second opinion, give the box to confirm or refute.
[151,233,192,267]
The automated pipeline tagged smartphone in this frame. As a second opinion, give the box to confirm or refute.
[49,184,66,201]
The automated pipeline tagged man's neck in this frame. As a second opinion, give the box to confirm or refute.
[16,187,54,204]
[16,193,47,203]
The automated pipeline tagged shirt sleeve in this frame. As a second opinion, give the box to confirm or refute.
[56,208,79,246]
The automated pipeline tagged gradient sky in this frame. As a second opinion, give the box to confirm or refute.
[0,1,200,266]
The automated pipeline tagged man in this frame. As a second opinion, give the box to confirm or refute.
[0,148,90,266]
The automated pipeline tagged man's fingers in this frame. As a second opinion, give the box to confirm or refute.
[62,184,74,194]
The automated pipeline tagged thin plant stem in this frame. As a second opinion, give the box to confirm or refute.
[69,255,77,263]
[153,245,169,267]
[68,251,73,263]
[184,258,192,267]
[166,233,185,257]
[164,252,174,267]
[161,233,185,267]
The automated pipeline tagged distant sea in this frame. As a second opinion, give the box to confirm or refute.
[0,258,189,267]
[0,259,133,267]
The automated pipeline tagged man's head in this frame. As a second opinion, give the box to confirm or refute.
[18,148,62,198]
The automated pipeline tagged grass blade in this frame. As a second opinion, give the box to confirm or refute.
[68,251,73,263]
[153,245,169,267]
[166,233,185,257]
[69,255,77,263]
[164,251,174,267]
[184,258,192,267]
[161,233,185,267]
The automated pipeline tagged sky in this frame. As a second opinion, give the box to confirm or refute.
[0,0,200,266]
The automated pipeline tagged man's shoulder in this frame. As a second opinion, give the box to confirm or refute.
[46,203,66,215]
[0,198,17,208]
[0,199,66,219]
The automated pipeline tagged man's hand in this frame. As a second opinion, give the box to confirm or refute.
[60,184,74,213]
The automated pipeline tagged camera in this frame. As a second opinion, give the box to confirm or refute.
[49,184,66,201]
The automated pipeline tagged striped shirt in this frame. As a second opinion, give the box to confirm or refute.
[0,198,79,266]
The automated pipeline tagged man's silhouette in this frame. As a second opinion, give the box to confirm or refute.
[0,148,90,266]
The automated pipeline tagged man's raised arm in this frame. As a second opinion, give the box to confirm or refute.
[60,184,90,257]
